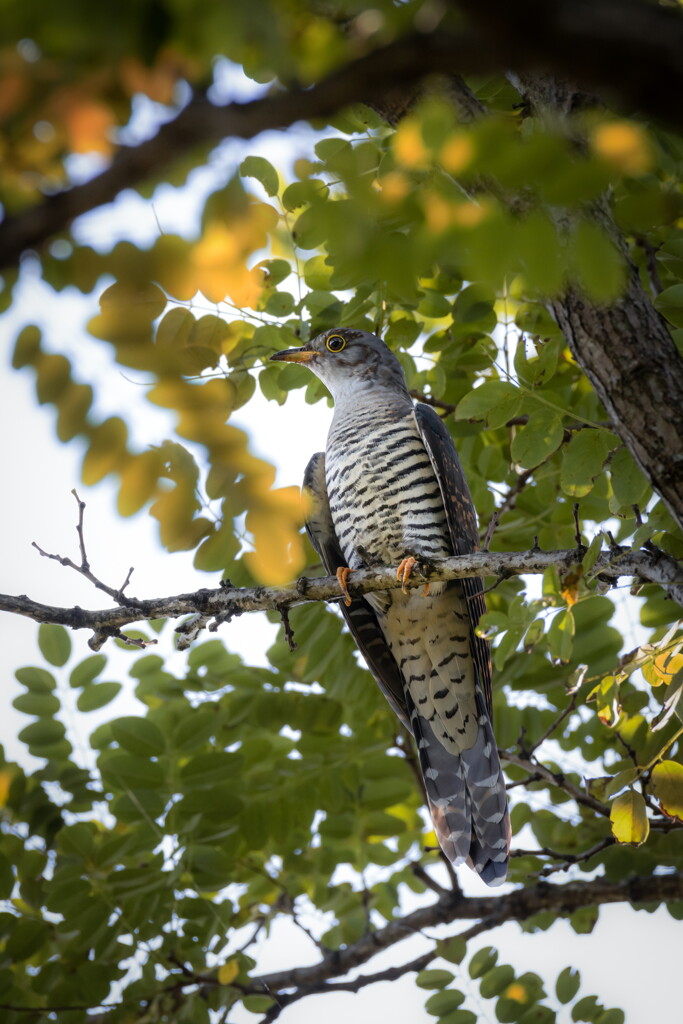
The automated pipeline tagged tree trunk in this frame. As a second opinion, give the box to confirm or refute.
[515,73,683,532]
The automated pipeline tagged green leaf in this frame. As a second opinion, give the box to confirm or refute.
[456,381,522,428]
[561,429,615,497]
[547,609,575,663]
[582,533,604,575]
[0,852,14,899]
[609,447,650,510]
[100,753,165,789]
[6,918,49,960]
[38,623,71,666]
[111,717,165,757]
[572,995,602,1021]
[264,290,295,317]
[570,221,624,301]
[451,283,496,334]
[469,945,498,979]
[655,283,683,328]
[523,618,545,650]
[610,789,650,844]
[239,156,279,197]
[260,258,291,286]
[303,254,333,290]
[171,711,216,752]
[15,666,56,692]
[556,966,581,1004]
[437,936,467,964]
[569,907,599,935]
[77,682,122,712]
[513,336,561,387]
[57,822,96,859]
[425,990,466,1016]
[69,654,107,688]
[480,965,515,998]
[186,844,234,886]
[510,411,564,469]
[12,691,60,716]
[650,760,683,821]
[438,1012,476,1024]
[416,969,456,989]
[595,1011,625,1024]
[18,719,66,747]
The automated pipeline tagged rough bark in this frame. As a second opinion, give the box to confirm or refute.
[512,73,683,533]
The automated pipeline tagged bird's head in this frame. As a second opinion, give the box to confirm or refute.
[270,327,408,400]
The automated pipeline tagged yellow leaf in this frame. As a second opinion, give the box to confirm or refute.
[0,769,15,807]
[394,119,430,168]
[118,449,165,516]
[217,958,240,986]
[439,133,474,173]
[66,99,115,155]
[82,418,129,485]
[56,381,93,442]
[651,760,683,821]
[610,789,650,845]
[560,567,582,607]
[505,984,528,1004]
[245,510,306,585]
[192,201,277,307]
[591,121,653,176]
[653,649,683,685]
[377,171,411,204]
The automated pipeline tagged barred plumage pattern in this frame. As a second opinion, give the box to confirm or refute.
[271,327,510,885]
[326,393,508,884]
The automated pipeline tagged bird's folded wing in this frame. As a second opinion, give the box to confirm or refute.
[414,404,494,721]
[303,452,410,729]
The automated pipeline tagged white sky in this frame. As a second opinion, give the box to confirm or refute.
[0,64,680,1024]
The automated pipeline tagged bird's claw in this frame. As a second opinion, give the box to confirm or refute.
[396,556,418,594]
[336,566,353,606]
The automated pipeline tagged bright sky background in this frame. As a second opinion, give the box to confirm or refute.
[0,62,680,1024]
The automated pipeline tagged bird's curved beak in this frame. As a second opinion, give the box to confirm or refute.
[270,347,316,363]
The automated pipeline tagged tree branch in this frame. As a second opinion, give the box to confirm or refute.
[1,0,682,269]
[2,546,682,643]
[12,871,672,1022]
[50,871,675,1023]
[244,872,683,999]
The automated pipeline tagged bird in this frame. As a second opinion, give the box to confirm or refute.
[271,327,510,885]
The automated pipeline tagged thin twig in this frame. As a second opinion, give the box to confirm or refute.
[528,693,580,755]
[481,467,535,550]
[510,837,616,876]
[33,492,142,607]
[279,606,297,651]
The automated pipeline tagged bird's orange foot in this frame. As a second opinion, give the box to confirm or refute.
[396,556,418,595]
[336,566,353,607]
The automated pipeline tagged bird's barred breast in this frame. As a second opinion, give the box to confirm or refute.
[325,407,451,569]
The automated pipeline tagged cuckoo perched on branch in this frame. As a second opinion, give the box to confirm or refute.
[272,328,510,885]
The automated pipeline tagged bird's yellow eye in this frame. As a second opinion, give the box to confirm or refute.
[326,334,346,353]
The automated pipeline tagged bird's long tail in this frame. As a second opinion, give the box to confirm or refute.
[407,691,510,886]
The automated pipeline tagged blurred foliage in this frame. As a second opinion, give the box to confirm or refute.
[2,2,683,1023]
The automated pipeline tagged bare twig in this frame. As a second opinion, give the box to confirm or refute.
[481,466,536,551]
[279,606,297,651]
[501,750,610,817]
[32,491,142,607]
[510,837,616,876]
[528,692,580,755]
